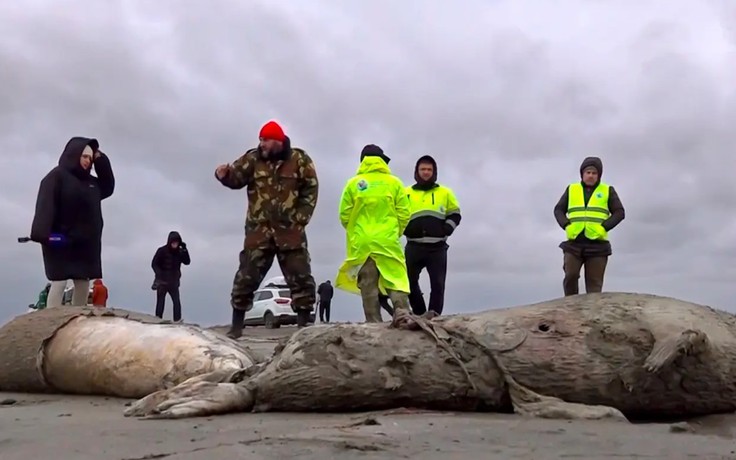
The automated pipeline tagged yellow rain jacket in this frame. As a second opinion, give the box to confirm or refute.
[335,156,411,295]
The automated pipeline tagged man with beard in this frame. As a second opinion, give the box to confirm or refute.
[215,120,319,338]
[403,155,461,318]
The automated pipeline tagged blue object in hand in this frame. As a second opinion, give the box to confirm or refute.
[48,234,66,246]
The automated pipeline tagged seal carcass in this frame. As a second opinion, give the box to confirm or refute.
[0,307,261,398]
[126,292,736,421]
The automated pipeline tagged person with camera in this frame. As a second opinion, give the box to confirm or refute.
[151,231,191,322]
[29,136,115,307]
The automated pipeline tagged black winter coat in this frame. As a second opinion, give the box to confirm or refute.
[317,282,333,301]
[30,137,115,281]
[151,231,191,287]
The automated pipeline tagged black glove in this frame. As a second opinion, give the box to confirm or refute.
[443,222,454,236]
[179,241,187,250]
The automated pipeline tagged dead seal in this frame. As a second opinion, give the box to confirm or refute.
[0,307,261,398]
[125,292,736,421]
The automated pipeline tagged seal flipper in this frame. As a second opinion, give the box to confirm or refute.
[142,382,254,419]
[124,367,251,418]
[643,329,710,373]
[507,380,628,421]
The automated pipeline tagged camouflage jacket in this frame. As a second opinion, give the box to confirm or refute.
[218,142,319,250]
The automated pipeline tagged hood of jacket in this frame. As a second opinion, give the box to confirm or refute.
[579,156,603,183]
[356,155,392,175]
[412,154,439,190]
[167,231,182,245]
[59,137,99,179]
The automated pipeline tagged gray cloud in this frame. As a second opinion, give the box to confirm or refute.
[1,0,735,326]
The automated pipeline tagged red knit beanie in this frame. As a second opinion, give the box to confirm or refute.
[259,120,286,142]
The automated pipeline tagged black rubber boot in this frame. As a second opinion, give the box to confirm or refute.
[296,310,309,328]
[227,308,245,339]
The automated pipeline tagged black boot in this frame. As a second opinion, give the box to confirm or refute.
[227,308,245,339]
[297,310,309,328]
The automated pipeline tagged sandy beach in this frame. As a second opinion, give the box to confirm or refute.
[1,325,735,460]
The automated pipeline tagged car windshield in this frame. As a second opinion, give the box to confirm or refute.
[278,290,291,298]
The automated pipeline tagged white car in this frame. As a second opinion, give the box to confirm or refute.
[244,276,316,328]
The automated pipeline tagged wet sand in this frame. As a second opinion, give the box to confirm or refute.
[1,325,735,459]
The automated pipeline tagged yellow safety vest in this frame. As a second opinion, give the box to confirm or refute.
[565,182,610,241]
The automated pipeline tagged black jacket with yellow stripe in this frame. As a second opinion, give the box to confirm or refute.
[403,155,461,246]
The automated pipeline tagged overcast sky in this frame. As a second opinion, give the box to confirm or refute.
[1,0,735,327]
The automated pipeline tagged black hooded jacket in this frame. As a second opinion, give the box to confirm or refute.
[317,281,333,302]
[151,231,191,286]
[412,155,439,190]
[30,136,115,280]
[553,156,625,256]
[403,155,462,245]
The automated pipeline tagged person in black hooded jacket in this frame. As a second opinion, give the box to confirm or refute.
[553,156,625,296]
[151,231,191,322]
[30,137,115,308]
[403,155,461,317]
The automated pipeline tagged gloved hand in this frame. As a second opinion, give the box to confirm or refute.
[179,241,187,250]
[443,222,454,236]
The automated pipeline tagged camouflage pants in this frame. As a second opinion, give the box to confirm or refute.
[231,244,316,312]
[357,257,410,323]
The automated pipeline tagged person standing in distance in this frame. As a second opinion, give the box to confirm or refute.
[151,231,191,322]
[30,137,115,307]
[316,279,333,323]
[403,155,461,318]
[215,120,319,338]
[553,156,625,296]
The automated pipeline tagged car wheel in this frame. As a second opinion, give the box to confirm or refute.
[264,311,277,329]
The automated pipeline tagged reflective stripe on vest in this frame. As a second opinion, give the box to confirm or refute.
[566,182,610,241]
[405,186,458,243]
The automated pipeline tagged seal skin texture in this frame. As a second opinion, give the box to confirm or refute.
[124,292,736,421]
[0,307,261,398]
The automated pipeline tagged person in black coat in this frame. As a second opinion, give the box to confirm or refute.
[151,231,191,322]
[30,137,115,307]
[316,280,333,323]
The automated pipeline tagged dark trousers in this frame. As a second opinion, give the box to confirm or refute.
[229,245,314,335]
[406,243,448,315]
[562,251,608,296]
[155,284,182,322]
[319,300,331,323]
[378,295,394,317]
